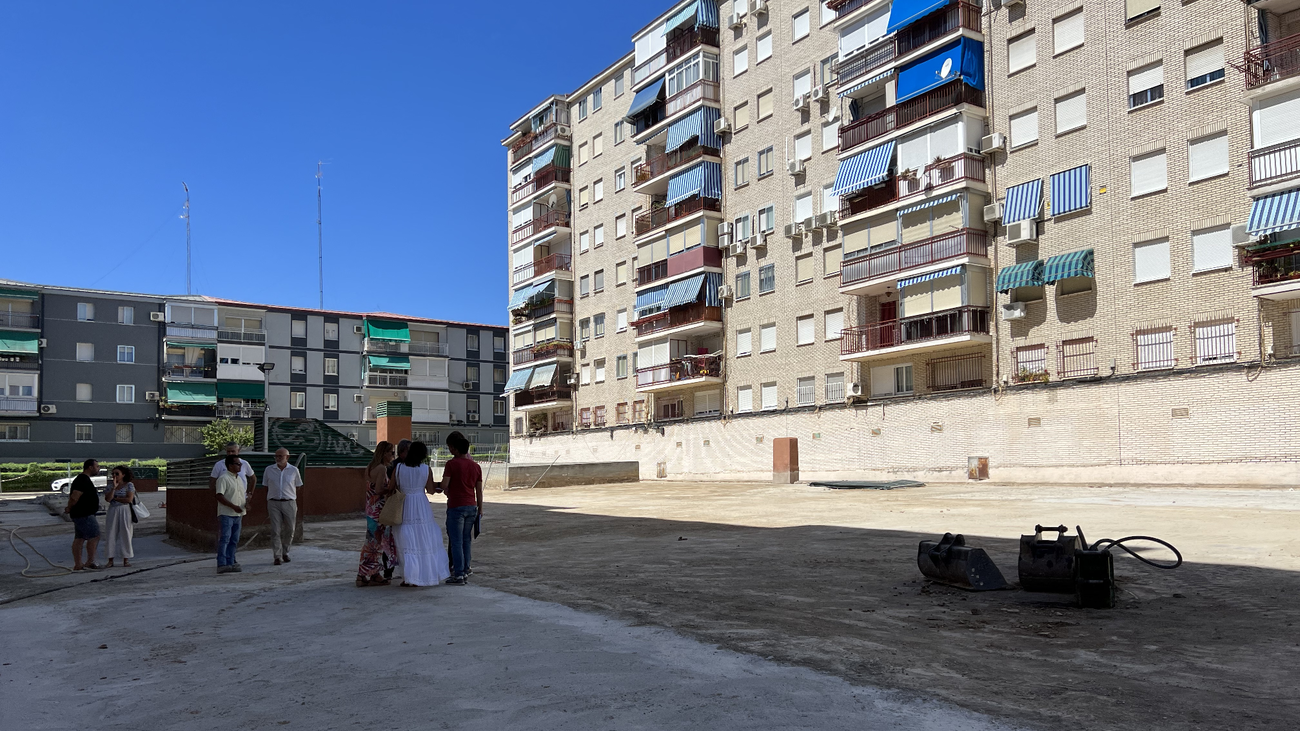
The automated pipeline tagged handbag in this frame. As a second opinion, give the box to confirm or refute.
[131,491,150,520]
[377,469,404,526]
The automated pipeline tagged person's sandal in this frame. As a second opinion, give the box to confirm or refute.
[356,576,372,588]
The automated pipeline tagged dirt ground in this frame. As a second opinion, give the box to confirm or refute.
[301,480,1300,731]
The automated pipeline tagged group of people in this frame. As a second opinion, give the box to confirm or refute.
[209,443,303,573]
[62,460,143,570]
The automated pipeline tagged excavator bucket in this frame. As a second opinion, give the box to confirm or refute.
[917,533,1008,591]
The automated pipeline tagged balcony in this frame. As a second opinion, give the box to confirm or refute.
[840,306,991,360]
[840,229,990,294]
[0,312,39,329]
[835,41,897,89]
[634,144,721,190]
[162,364,216,379]
[510,164,572,206]
[828,0,873,19]
[839,81,985,154]
[510,209,571,245]
[634,196,722,238]
[1247,243,1300,300]
[512,298,573,325]
[1249,138,1300,188]
[631,26,720,88]
[217,328,267,344]
[839,178,900,218]
[216,401,265,419]
[514,386,573,410]
[407,341,449,357]
[366,373,409,388]
[365,339,407,354]
[636,354,723,392]
[1240,32,1300,90]
[839,153,987,220]
[509,120,571,164]
[166,323,219,341]
[512,339,574,366]
[634,303,723,339]
[665,79,720,120]
[512,253,573,286]
[835,3,981,88]
[0,396,37,414]
[636,246,725,287]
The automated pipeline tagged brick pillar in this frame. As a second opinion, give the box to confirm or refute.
[376,400,412,445]
[773,437,799,484]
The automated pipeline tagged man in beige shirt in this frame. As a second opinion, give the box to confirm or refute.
[215,455,248,574]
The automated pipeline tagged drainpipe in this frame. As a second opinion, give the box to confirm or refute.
[982,1,1002,395]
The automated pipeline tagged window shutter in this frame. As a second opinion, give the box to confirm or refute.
[869,365,896,396]
[760,324,776,351]
[1008,32,1036,73]
[839,17,868,56]
[825,310,844,339]
[1188,133,1228,181]
[1010,109,1039,147]
[733,47,748,76]
[824,248,843,276]
[1185,41,1223,81]
[1253,90,1300,148]
[1055,92,1086,133]
[897,132,930,172]
[1053,11,1084,54]
[1130,150,1167,196]
[737,329,752,355]
[797,316,814,344]
[1191,225,1233,272]
[794,194,814,222]
[757,91,773,118]
[1133,239,1171,283]
[795,132,812,160]
[737,386,753,412]
[1126,0,1160,20]
[1128,62,1163,95]
[761,383,778,409]
[796,256,814,282]
[794,71,812,99]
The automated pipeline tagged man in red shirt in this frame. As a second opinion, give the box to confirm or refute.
[439,431,482,585]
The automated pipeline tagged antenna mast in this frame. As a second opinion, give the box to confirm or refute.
[316,162,324,309]
[181,182,191,295]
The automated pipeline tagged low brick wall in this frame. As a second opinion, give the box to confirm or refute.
[133,478,161,493]
[507,461,640,490]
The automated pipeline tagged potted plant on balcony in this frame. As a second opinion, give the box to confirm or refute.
[1017,367,1050,384]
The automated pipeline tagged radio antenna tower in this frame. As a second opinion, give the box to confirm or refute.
[316,162,325,309]
[181,182,192,294]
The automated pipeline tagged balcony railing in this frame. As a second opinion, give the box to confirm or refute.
[840,81,985,153]
[1249,245,1300,286]
[896,153,986,197]
[166,323,219,340]
[512,298,574,324]
[0,312,39,329]
[898,2,981,57]
[510,209,571,245]
[366,373,408,388]
[512,253,573,285]
[839,179,900,218]
[636,245,724,286]
[1249,138,1300,188]
[163,364,216,379]
[216,401,266,419]
[509,120,571,164]
[840,229,989,287]
[633,303,722,337]
[840,306,990,355]
[635,196,722,237]
[514,386,573,408]
[510,164,572,205]
[512,339,574,365]
[665,79,720,119]
[217,328,267,343]
[365,339,407,354]
[407,341,450,356]
[835,40,897,88]
[635,144,720,184]
[0,396,38,413]
[1240,32,1300,90]
[829,0,873,18]
[630,26,720,88]
[637,260,670,286]
[636,354,723,388]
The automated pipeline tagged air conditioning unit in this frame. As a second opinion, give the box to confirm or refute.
[847,382,863,397]
[787,159,805,176]
[463,381,475,390]
[353,393,365,403]
[811,85,826,102]
[980,133,1006,155]
[354,325,364,334]
[149,311,165,322]
[801,217,816,232]
[557,125,572,137]
[718,221,732,236]
[983,202,1003,222]
[793,93,810,112]
[40,404,57,414]
[733,238,748,255]
[145,391,160,402]
[753,0,768,15]
[1001,302,1027,320]
[566,373,579,386]
[714,116,731,135]
[815,211,837,229]
[728,11,744,28]
[718,284,735,300]
[1006,220,1038,245]
[784,223,801,238]
[719,233,733,249]
[37,338,47,348]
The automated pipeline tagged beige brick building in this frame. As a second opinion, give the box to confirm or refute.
[501,0,1300,484]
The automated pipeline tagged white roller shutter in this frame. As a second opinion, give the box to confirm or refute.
[866,6,890,45]
[737,329,752,355]
[1053,11,1084,55]
[512,204,533,229]
[637,341,669,367]
[794,71,812,99]
[761,383,778,410]
[1130,150,1167,196]
[1055,91,1086,133]
[869,365,896,397]
[825,310,844,340]
[1126,0,1160,20]
[1133,238,1171,283]
[1010,109,1039,148]
[760,324,776,352]
[1253,89,1300,148]
[694,390,720,416]
[838,17,868,57]
[930,118,962,160]
[1128,62,1163,95]
[1192,225,1233,272]
[897,131,930,172]
[737,386,753,412]
[797,316,815,345]
[1008,31,1036,73]
[1185,41,1223,81]
[1188,133,1229,181]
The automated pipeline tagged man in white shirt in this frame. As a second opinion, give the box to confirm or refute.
[262,448,303,566]
[208,442,255,496]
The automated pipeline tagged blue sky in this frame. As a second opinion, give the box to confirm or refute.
[0,2,657,325]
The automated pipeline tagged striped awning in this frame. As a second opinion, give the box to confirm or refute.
[367,355,411,371]
[663,1,698,32]
[839,69,894,98]
[898,266,962,289]
[626,78,665,121]
[1248,188,1300,236]
[504,367,534,393]
[661,274,707,309]
[833,141,895,198]
[0,330,39,354]
[665,161,722,206]
[702,271,723,307]
[1043,249,1095,283]
[897,191,962,217]
[1003,179,1043,223]
[166,382,217,405]
[1050,164,1091,216]
[508,284,536,309]
[529,363,558,389]
[696,0,719,29]
[665,106,722,153]
[635,283,669,316]
[525,280,556,308]
[532,145,557,171]
[0,287,39,300]
[995,260,1045,292]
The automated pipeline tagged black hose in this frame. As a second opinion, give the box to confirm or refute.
[1089,535,1182,570]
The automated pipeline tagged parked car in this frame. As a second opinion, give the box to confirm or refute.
[51,469,109,495]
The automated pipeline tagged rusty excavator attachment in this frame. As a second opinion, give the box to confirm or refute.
[916,532,1009,591]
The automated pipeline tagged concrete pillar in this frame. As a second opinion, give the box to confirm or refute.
[376,400,412,446]
[773,437,799,484]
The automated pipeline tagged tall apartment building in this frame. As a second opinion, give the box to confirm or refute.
[502,0,1300,482]
[0,278,508,462]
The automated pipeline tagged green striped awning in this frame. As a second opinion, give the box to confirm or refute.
[367,355,411,370]
[0,287,40,300]
[0,330,39,354]
[166,339,217,347]
[217,381,265,400]
[995,260,1045,292]
[1043,249,1094,283]
[365,319,410,342]
[166,382,217,405]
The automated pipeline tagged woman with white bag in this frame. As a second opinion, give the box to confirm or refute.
[103,465,138,568]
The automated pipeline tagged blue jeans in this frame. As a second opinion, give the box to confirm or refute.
[218,515,242,567]
[446,505,478,577]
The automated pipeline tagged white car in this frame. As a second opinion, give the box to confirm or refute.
[51,469,109,495]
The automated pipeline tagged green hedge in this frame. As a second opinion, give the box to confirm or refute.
[0,459,168,492]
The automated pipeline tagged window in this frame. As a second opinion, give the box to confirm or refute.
[580,230,590,252]
[736,271,752,300]
[616,263,628,287]
[759,264,775,294]
[494,366,506,385]
[592,88,602,111]
[594,270,605,293]
[1013,345,1048,382]
[76,383,92,402]
[324,393,339,411]
[794,131,812,161]
[578,99,587,119]
[580,366,591,386]
[734,157,750,187]
[796,315,815,345]
[324,322,339,340]
[760,323,776,352]
[494,334,505,352]
[579,318,591,341]
[738,328,753,356]
[163,425,203,444]
[616,214,627,238]
[1186,41,1224,90]
[494,399,507,417]
[594,358,606,382]
[796,377,815,406]
[820,55,836,87]
[1135,328,1175,370]
[1054,91,1086,134]
[1192,225,1234,273]
[614,122,625,146]
[1126,0,1160,21]
[733,46,749,76]
[579,275,590,298]
[737,386,753,412]
[1133,238,1171,283]
[292,391,306,410]
[615,167,626,191]
[115,424,133,444]
[117,345,135,363]
[734,102,750,130]
[616,355,629,379]
[825,309,844,340]
[118,306,134,325]
[757,90,774,120]
[325,357,339,376]
[593,180,604,202]
[795,255,814,284]
[1193,321,1238,365]
[115,385,134,403]
[735,214,752,242]
[870,364,914,397]
[75,424,93,443]
[578,187,590,208]
[1188,132,1229,182]
[757,32,773,62]
[793,71,812,101]
[1008,31,1036,74]
[794,192,813,224]
[823,246,842,277]
[292,319,307,338]
[615,74,624,97]
[76,343,94,362]
[1053,10,1084,55]
[1009,108,1039,148]
[77,303,94,321]
[822,120,840,152]
[1130,149,1167,197]
[579,142,589,165]
[758,205,775,233]
[825,372,845,401]
[291,355,306,374]
[1058,337,1098,378]
[594,225,605,248]
[757,146,774,176]
[594,313,606,337]
[821,1,836,25]
[0,423,30,442]
[792,9,810,41]
[761,382,778,410]
[1128,62,1164,108]
[467,333,479,351]
[695,390,721,416]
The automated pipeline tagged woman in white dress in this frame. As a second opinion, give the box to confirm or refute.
[103,466,136,568]
[391,441,451,587]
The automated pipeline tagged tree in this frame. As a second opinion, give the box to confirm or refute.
[201,419,254,455]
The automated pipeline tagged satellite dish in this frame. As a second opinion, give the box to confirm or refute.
[940,58,953,79]
[825,105,839,123]
[547,193,558,207]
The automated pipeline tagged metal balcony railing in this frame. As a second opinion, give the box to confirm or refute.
[636,260,671,286]
[630,26,720,87]
[840,229,989,287]
[162,364,216,379]
[512,339,574,366]
[510,164,572,205]
[512,298,574,324]
[839,179,900,218]
[635,354,722,388]
[897,2,981,57]
[166,323,219,340]
[835,40,897,88]
[0,312,39,329]
[1239,32,1300,90]
[1249,138,1300,188]
[509,118,572,164]
[634,196,722,237]
[365,339,407,354]
[1249,246,1300,286]
[896,153,986,197]
[635,144,720,184]
[839,81,985,153]
[510,210,571,245]
[840,306,990,355]
[407,341,449,356]
[365,373,408,388]
[828,0,872,18]
[217,328,267,343]
[216,401,266,419]
[512,253,573,285]
[632,303,722,338]
[0,396,38,413]
[665,79,720,119]
[514,386,573,408]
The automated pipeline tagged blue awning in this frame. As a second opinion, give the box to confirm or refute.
[504,367,534,393]
[702,272,723,307]
[635,283,669,316]
[896,37,984,103]
[897,192,962,217]
[1004,179,1042,223]
[898,266,962,288]
[626,79,665,121]
[1248,189,1300,236]
[995,260,1045,292]
[1050,164,1091,216]
[528,363,558,389]
[532,146,557,172]
[696,0,719,29]
[663,1,699,33]
[665,106,722,153]
[661,274,707,309]
[833,141,896,198]
[665,161,722,206]
[1043,249,1094,283]
[839,69,894,98]
[508,284,536,309]
[887,0,951,34]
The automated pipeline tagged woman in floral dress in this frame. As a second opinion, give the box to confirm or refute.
[356,441,398,586]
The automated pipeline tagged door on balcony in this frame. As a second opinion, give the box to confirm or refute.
[879,301,897,347]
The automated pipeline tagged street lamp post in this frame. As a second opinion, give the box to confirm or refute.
[257,362,276,452]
